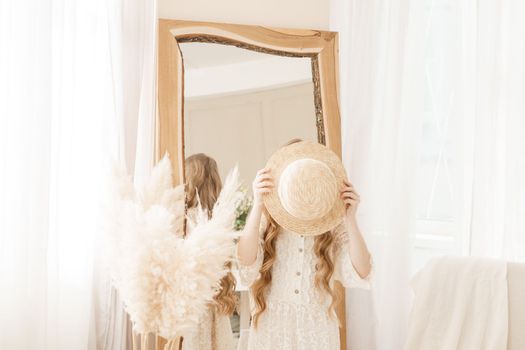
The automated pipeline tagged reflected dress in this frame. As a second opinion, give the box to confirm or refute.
[182,308,234,350]
[182,208,235,350]
[238,219,372,350]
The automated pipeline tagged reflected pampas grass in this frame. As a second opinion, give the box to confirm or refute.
[105,155,242,339]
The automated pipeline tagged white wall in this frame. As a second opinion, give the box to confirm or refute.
[184,56,311,98]
[184,83,318,186]
[158,0,330,30]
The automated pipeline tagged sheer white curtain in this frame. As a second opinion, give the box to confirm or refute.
[331,0,525,349]
[0,0,121,348]
[330,1,427,349]
[90,0,158,349]
[0,0,156,349]
[466,0,525,261]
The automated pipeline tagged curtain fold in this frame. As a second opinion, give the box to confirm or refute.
[0,0,122,348]
[331,1,525,349]
[330,1,427,349]
[92,0,158,349]
[467,0,525,260]
[0,0,156,348]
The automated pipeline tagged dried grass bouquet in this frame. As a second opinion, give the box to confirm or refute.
[105,155,243,339]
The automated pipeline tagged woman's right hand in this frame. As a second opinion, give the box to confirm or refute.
[252,167,273,207]
[238,168,273,265]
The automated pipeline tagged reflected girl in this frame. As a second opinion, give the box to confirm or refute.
[183,153,236,350]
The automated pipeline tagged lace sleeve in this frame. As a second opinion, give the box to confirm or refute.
[236,215,267,287]
[332,222,373,289]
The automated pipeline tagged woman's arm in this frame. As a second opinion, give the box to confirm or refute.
[340,179,372,279]
[237,168,273,266]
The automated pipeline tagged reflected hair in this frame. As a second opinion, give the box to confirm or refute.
[185,153,222,218]
[185,153,237,315]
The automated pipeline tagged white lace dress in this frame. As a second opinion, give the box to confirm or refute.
[182,309,234,350]
[238,219,372,350]
[182,208,235,350]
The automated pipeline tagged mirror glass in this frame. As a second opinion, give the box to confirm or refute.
[180,42,318,349]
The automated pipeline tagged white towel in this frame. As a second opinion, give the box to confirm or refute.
[404,256,508,350]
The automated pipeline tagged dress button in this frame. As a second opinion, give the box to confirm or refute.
[296,271,301,276]
[299,248,303,253]
[294,289,299,294]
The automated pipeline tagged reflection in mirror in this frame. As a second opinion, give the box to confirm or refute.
[181,42,318,349]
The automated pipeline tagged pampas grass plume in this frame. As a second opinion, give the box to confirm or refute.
[105,154,242,339]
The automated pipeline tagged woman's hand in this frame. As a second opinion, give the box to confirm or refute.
[238,168,273,266]
[340,179,360,222]
[340,179,371,279]
[252,168,273,207]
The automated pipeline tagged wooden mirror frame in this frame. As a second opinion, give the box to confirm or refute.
[156,19,346,350]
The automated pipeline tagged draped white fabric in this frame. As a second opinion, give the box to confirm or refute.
[466,0,525,260]
[0,0,156,349]
[330,1,426,349]
[331,0,525,349]
[91,0,158,349]
[0,1,120,349]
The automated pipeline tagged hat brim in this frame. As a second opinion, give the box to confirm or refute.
[263,140,347,236]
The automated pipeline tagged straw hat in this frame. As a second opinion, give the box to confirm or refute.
[263,140,347,236]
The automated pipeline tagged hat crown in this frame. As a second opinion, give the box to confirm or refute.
[278,158,337,220]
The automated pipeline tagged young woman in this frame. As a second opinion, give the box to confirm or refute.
[237,155,373,349]
[183,153,236,350]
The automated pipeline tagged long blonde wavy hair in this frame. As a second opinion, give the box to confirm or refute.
[185,153,237,315]
[251,213,338,327]
[251,139,339,327]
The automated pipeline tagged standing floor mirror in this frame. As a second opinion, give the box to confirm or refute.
[153,19,345,350]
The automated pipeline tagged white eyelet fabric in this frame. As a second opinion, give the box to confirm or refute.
[237,218,372,350]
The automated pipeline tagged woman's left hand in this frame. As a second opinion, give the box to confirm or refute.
[340,179,360,221]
